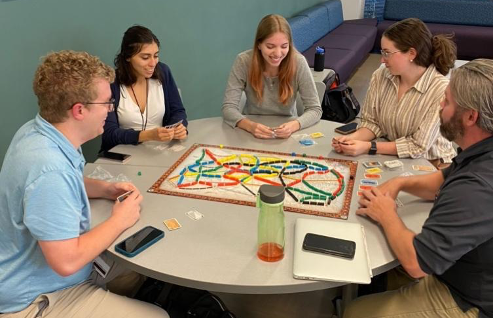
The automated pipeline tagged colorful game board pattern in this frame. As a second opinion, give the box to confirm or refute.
[149,144,358,219]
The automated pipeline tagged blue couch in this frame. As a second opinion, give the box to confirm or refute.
[288,0,377,83]
[374,0,493,60]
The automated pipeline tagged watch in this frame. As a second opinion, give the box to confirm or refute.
[368,141,377,155]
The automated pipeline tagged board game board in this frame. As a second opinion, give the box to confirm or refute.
[149,144,358,219]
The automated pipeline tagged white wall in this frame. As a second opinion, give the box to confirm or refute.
[341,0,365,19]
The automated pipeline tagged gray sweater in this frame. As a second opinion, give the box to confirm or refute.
[222,49,322,129]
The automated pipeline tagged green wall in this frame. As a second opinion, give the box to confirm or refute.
[0,0,324,165]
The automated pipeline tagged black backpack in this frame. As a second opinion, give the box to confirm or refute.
[321,82,361,123]
[134,279,236,318]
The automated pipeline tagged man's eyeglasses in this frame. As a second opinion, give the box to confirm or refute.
[83,98,115,112]
[380,49,401,59]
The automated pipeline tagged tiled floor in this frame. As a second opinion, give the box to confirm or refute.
[209,54,384,318]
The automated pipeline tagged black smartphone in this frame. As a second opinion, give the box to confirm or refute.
[334,122,358,135]
[303,233,356,259]
[98,151,131,163]
[115,226,164,257]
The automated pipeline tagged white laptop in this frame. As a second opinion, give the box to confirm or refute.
[293,218,372,284]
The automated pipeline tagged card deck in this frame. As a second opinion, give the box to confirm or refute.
[412,165,435,172]
[364,174,381,179]
[360,179,378,186]
[363,161,382,168]
[117,190,133,202]
[365,167,383,174]
[384,160,403,169]
[163,218,181,230]
[164,119,183,129]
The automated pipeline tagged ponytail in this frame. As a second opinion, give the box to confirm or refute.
[431,34,457,76]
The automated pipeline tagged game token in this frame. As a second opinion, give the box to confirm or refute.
[365,167,383,174]
[302,153,307,157]
[318,155,323,160]
[291,152,296,156]
[220,144,224,149]
[163,218,181,231]
[137,171,142,176]
[310,132,324,139]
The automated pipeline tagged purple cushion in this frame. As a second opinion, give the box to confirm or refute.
[375,20,493,60]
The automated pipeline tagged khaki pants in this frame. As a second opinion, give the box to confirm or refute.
[1,253,168,318]
[343,275,479,318]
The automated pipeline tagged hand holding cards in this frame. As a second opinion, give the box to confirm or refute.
[164,119,183,129]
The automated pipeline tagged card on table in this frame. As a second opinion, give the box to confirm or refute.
[383,160,403,169]
[163,218,182,230]
[360,179,379,186]
[359,185,375,191]
[412,165,435,172]
[363,161,382,168]
[364,174,381,179]
[365,167,383,174]
[186,210,203,221]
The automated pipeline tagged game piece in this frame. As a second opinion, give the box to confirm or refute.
[310,132,324,139]
[318,155,323,160]
[291,152,296,156]
[220,144,223,149]
[360,179,378,186]
[362,161,382,168]
[412,165,435,172]
[163,218,181,230]
[299,139,315,146]
[186,209,204,220]
[137,171,142,176]
[365,167,383,174]
[149,144,358,220]
[364,174,381,179]
[384,160,403,170]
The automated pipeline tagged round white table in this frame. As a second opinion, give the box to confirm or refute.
[88,116,433,294]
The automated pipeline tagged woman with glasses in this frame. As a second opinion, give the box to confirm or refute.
[101,25,187,151]
[332,18,456,167]
[222,14,322,139]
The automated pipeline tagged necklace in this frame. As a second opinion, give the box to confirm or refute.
[130,80,148,131]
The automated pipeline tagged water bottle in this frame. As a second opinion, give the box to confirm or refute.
[314,46,325,72]
[257,185,285,262]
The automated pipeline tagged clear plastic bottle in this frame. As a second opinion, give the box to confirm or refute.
[257,185,285,262]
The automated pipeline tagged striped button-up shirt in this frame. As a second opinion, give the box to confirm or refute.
[359,64,456,162]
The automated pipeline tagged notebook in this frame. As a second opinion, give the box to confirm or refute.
[293,218,372,284]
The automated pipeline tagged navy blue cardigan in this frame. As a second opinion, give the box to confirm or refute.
[101,62,188,151]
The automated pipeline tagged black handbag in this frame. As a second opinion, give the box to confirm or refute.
[321,83,360,123]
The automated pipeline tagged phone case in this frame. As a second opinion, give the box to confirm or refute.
[334,123,357,135]
[303,233,356,259]
[114,227,164,258]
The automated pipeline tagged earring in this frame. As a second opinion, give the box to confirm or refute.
[410,60,414,62]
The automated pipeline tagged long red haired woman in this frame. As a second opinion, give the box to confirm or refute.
[222,14,322,139]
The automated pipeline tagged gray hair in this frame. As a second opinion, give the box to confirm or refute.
[449,59,493,134]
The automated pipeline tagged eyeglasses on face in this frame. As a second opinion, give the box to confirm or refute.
[380,49,401,59]
[82,98,115,112]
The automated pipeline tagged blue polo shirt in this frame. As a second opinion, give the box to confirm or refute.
[0,114,92,313]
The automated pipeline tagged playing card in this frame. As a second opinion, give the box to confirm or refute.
[363,161,382,168]
[395,198,404,207]
[359,185,374,191]
[364,174,381,179]
[360,179,378,186]
[163,218,181,230]
[365,167,383,174]
[412,165,435,172]
[117,190,133,202]
[164,119,183,129]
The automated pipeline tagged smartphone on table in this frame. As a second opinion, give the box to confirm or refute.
[98,151,131,163]
[334,122,358,135]
[302,233,356,259]
[115,226,164,257]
